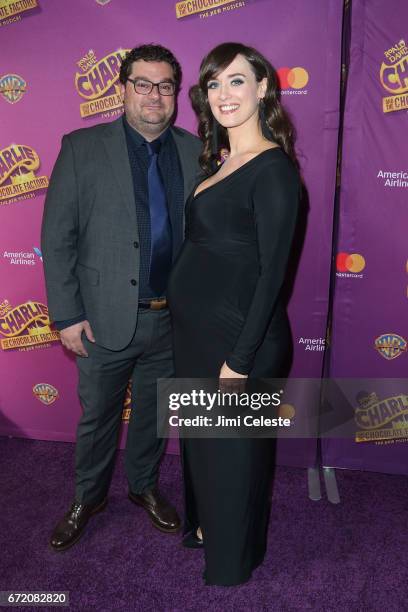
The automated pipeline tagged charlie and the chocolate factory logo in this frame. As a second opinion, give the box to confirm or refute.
[380,38,408,114]
[175,0,246,19]
[354,390,408,444]
[0,299,59,351]
[75,48,129,119]
[0,144,48,205]
[0,0,37,27]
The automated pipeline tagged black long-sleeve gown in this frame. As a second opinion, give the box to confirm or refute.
[167,148,300,586]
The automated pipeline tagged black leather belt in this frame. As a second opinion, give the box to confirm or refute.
[138,298,168,310]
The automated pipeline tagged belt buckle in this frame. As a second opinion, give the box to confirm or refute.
[150,298,167,310]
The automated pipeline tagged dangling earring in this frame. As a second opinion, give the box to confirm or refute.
[259,98,272,140]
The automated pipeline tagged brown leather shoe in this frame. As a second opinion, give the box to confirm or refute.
[128,488,180,533]
[49,498,107,552]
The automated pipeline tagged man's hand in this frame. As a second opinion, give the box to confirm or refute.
[59,320,95,357]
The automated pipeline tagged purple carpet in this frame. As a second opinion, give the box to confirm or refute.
[0,437,407,611]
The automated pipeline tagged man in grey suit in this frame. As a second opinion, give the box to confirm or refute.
[41,44,202,551]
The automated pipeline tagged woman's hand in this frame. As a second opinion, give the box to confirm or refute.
[219,362,247,394]
[220,362,247,379]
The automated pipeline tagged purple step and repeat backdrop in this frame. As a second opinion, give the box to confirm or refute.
[323,0,408,475]
[1,0,342,466]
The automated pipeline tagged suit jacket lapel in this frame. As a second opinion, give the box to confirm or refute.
[101,116,138,228]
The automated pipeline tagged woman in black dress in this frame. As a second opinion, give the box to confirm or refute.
[167,42,301,586]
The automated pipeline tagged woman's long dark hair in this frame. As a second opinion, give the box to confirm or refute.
[189,42,299,175]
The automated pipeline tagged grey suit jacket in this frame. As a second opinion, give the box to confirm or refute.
[41,116,202,350]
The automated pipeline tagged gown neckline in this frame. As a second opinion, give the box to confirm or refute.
[193,147,282,201]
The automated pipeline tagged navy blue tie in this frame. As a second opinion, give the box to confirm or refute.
[145,139,173,296]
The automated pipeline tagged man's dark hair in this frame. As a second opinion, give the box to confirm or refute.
[119,44,182,90]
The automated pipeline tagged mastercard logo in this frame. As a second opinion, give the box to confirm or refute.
[277,67,309,90]
[336,252,366,273]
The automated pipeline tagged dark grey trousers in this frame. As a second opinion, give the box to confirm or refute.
[75,308,173,504]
